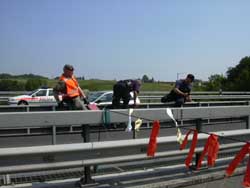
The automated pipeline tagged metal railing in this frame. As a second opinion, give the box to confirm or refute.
[2,90,250,104]
[0,100,249,113]
[0,102,249,139]
[1,106,250,128]
[1,106,250,186]
[2,90,250,95]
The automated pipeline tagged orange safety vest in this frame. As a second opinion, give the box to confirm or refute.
[59,75,80,98]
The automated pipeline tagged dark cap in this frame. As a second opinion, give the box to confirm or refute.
[187,74,195,82]
[63,64,74,71]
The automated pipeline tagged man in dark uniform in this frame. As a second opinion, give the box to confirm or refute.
[161,74,195,107]
[112,79,141,109]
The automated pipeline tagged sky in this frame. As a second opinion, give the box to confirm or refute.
[0,0,250,81]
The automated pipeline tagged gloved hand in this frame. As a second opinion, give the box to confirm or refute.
[57,101,64,108]
[83,98,90,105]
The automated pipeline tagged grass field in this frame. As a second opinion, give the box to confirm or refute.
[47,79,174,91]
[1,78,205,92]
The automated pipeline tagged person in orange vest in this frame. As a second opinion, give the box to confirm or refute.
[53,64,88,110]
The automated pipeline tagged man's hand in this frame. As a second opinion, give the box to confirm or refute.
[183,92,189,97]
[57,101,64,108]
[83,98,90,105]
[185,95,192,102]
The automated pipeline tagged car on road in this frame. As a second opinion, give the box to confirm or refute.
[88,91,140,106]
[8,87,59,106]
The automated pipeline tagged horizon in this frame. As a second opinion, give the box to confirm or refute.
[0,71,210,82]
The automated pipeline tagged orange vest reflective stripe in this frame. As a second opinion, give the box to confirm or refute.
[59,75,80,98]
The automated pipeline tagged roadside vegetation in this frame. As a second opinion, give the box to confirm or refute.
[0,56,250,92]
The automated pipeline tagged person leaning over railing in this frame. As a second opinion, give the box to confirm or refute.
[112,79,141,109]
[53,64,88,110]
[161,74,195,107]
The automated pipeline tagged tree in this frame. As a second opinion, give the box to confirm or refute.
[0,79,25,91]
[25,79,48,91]
[142,75,150,83]
[0,73,48,79]
[150,77,155,83]
[226,56,250,91]
[205,74,226,91]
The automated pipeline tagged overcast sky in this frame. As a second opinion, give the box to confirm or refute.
[0,0,250,81]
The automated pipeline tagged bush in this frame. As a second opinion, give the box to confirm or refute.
[25,79,48,91]
[0,79,25,91]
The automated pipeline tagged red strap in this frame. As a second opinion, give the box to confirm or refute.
[226,143,250,176]
[180,129,192,150]
[243,157,250,188]
[207,134,220,167]
[180,129,198,169]
[147,120,160,157]
[197,134,220,170]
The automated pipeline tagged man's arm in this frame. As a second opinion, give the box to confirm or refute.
[173,88,189,98]
[173,80,189,98]
[78,86,86,98]
[133,91,138,106]
[77,86,89,104]
[53,81,66,103]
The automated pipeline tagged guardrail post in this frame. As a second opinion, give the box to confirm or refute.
[3,174,11,185]
[246,116,250,129]
[80,124,94,185]
[52,125,56,145]
[133,123,137,139]
[247,101,250,129]
[195,118,202,168]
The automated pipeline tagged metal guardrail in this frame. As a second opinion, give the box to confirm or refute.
[2,91,250,95]
[0,100,249,113]
[1,106,250,186]
[1,106,250,128]
[0,130,247,173]
[0,102,246,140]
[140,91,250,95]
[139,95,250,103]
[2,91,250,104]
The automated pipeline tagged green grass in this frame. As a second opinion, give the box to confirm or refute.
[2,78,206,92]
[141,82,174,91]
[48,79,174,91]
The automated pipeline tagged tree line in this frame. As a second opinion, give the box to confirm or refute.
[0,79,48,91]
[205,56,250,91]
[0,56,250,91]
[0,73,48,80]
[0,74,48,91]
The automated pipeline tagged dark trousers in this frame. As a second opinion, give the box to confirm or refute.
[174,97,185,107]
[63,96,87,110]
[112,82,131,109]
